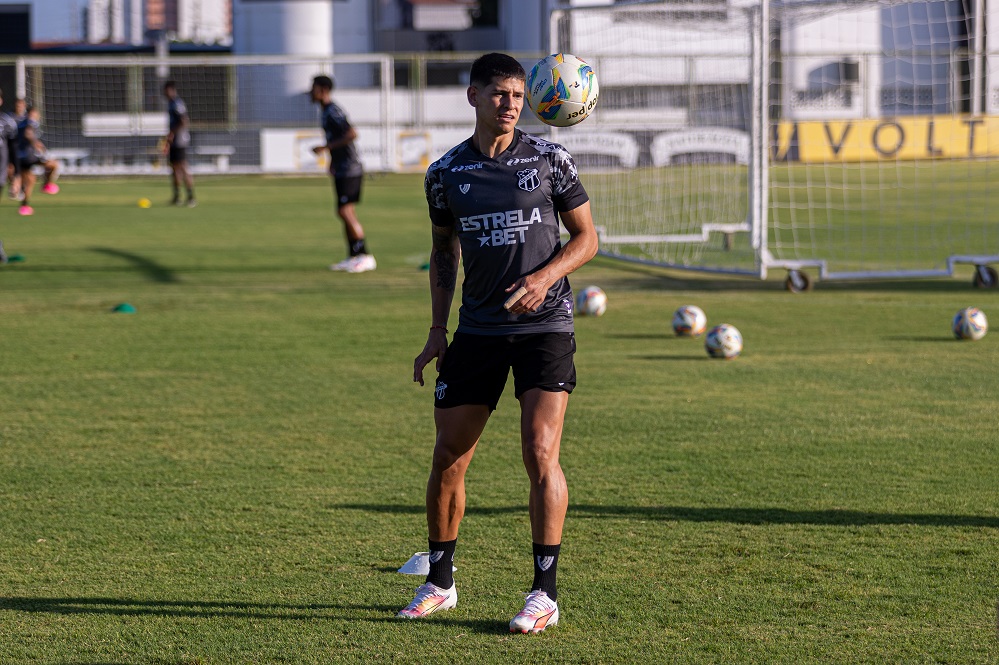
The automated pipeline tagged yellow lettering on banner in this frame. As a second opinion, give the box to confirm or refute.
[775,115,999,163]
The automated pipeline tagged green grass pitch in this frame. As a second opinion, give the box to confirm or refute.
[0,175,996,663]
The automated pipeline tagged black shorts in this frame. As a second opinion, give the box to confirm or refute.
[169,145,187,164]
[5,141,16,174]
[333,175,363,206]
[18,155,41,170]
[434,332,576,411]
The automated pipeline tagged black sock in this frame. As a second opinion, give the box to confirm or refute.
[426,539,456,589]
[531,543,561,601]
[349,238,367,257]
[186,188,195,200]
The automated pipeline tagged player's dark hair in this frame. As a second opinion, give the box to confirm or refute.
[469,53,526,88]
[163,80,177,92]
[312,75,335,91]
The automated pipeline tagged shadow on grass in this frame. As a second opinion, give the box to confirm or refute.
[0,596,400,620]
[606,333,674,340]
[630,355,712,362]
[0,597,512,634]
[90,247,180,284]
[336,503,999,528]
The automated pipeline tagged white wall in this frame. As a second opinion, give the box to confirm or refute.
[86,0,125,43]
[988,2,999,113]
[232,0,333,121]
[782,6,881,119]
[178,0,230,45]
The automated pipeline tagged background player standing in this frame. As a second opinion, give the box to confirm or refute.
[0,89,15,202]
[163,81,196,207]
[309,75,375,273]
[0,88,16,263]
[6,97,25,202]
[403,53,599,633]
[15,106,59,217]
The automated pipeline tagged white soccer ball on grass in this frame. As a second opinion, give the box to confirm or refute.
[576,285,607,317]
[672,305,707,337]
[705,323,743,359]
[952,307,988,340]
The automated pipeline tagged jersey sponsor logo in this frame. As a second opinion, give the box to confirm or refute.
[459,184,470,194]
[459,208,541,232]
[451,162,483,173]
[517,168,540,192]
[460,208,542,247]
[506,155,539,166]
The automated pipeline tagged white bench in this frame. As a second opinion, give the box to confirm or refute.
[82,112,168,137]
[194,145,235,171]
[47,148,91,169]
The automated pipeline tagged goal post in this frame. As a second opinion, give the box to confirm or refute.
[550,0,999,283]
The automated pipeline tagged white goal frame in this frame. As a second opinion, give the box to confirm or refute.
[549,0,999,283]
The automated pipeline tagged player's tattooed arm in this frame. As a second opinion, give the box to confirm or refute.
[431,223,459,291]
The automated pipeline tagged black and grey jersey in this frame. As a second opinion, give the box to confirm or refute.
[16,117,40,159]
[0,113,16,142]
[0,113,15,178]
[321,101,363,178]
[168,97,191,148]
[425,129,589,335]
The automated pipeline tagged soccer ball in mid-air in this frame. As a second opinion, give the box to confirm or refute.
[672,305,707,337]
[576,286,607,317]
[705,324,743,359]
[952,307,988,340]
[526,53,599,127]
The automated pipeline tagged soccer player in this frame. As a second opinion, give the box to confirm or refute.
[309,75,376,273]
[0,89,16,263]
[403,53,599,633]
[163,81,196,207]
[15,106,60,216]
[5,97,25,202]
[0,89,16,201]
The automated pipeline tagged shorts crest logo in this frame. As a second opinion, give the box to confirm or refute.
[517,168,540,192]
[435,380,447,400]
[459,184,470,194]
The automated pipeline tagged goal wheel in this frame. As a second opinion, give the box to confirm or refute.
[972,265,998,289]
[785,269,812,293]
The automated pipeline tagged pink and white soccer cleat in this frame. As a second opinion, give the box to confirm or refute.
[397,582,457,619]
[42,183,59,195]
[509,590,559,634]
[18,205,33,216]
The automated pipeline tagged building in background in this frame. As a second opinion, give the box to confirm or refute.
[157,0,231,44]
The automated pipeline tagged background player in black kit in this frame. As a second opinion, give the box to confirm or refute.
[402,53,598,633]
[309,75,376,273]
[163,81,196,207]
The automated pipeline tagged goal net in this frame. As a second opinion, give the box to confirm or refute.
[550,1,762,276]
[14,55,395,176]
[553,0,999,281]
